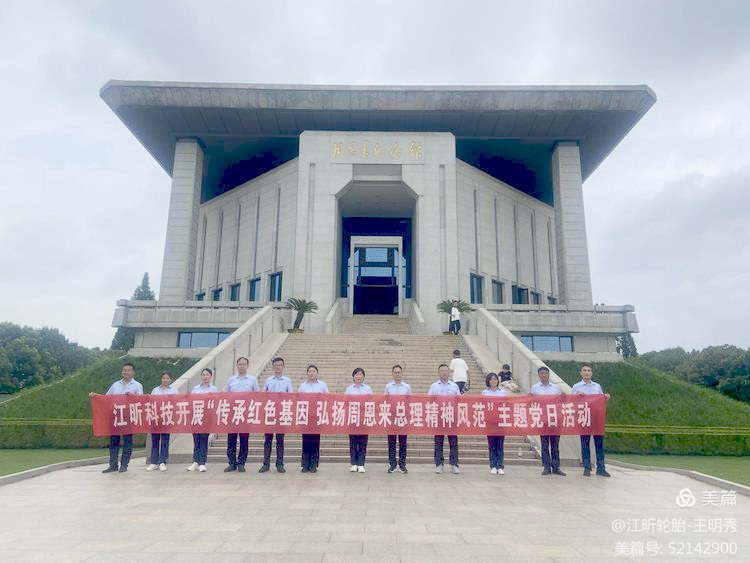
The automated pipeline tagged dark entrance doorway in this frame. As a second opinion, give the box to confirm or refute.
[352,247,399,314]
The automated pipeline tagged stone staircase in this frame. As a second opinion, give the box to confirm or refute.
[208,316,537,467]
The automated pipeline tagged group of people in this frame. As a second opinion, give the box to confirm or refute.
[91,358,610,478]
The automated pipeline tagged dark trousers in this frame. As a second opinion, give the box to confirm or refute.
[264,433,285,466]
[349,434,368,466]
[487,435,505,469]
[456,381,466,394]
[301,434,320,470]
[150,433,170,464]
[434,435,459,466]
[581,434,606,470]
[540,435,560,470]
[227,433,249,467]
[108,434,133,469]
[388,435,408,469]
[192,433,209,465]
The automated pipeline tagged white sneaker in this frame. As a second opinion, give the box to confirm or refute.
[187,462,198,471]
[350,465,358,472]
[198,465,207,472]
[497,468,505,475]
[451,465,460,474]
[435,464,444,474]
[490,467,498,475]
[357,466,365,473]
[159,463,167,472]
[145,464,157,471]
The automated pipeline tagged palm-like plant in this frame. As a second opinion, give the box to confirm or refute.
[286,298,319,330]
[436,299,474,314]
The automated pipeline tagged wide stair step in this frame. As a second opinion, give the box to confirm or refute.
[338,315,410,334]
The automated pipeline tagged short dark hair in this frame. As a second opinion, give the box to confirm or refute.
[272,357,285,365]
[236,357,249,364]
[160,371,172,378]
[453,349,461,357]
[201,367,213,376]
[580,362,592,370]
[438,363,449,371]
[352,367,365,378]
[502,364,511,370]
[537,366,550,374]
[485,372,500,387]
[391,364,402,372]
[122,362,135,371]
[306,364,318,373]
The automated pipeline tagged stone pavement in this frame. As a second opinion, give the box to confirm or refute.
[0,461,748,562]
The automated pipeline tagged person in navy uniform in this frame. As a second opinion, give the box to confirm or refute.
[429,364,461,474]
[530,366,566,476]
[146,371,178,472]
[223,357,259,472]
[188,368,218,473]
[384,364,411,473]
[260,357,293,473]
[298,365,329,473]
[571,363,611,477]
[482,373,507,475]
[88,362,143,473]
[345,367,373,473]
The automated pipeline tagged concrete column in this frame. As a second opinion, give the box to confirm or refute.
[551,142,593,307]
[159,139,204,301]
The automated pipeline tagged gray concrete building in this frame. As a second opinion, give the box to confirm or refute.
[104,81,654,360]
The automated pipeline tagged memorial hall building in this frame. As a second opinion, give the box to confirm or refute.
[104,81,654,361]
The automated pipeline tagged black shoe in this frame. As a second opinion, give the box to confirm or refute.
[400,467,408,474]
[310,467,317,473]
[237,465,246,472]
[583,468,591,477]
[541,468,551,475]
[596,469,611,477]
[102,467,117,474]
[277,466,286,473]
[388,466,396,473]
[259,465,270,473]
[224,465,237,472]
[118,466,128,473]
[301,467,309,473]
[552,469,567,476]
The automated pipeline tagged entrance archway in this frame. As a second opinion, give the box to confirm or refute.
[348,236,402,315]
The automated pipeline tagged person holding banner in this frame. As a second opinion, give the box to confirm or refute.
[429,364,461,474]
[261,357,293,473]
[530,366,566,476]
[146,371,178,472]
[346,367,372,473]
[298,364,329,473]
[482,373,507,475]
[188,368,218,472]
[571,363,611,477]
[223,357,259,473]
[88,362,143,473]
[384,364,411,474]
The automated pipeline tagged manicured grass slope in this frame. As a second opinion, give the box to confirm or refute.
[547,360,750,455]
[609,454,750,488]
[0,356,197,448]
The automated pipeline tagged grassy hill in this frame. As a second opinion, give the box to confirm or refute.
[0,355,197,448]
[547,360,750,455]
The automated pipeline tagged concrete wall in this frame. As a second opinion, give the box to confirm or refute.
[194,159,299,303]
[456,161,557,306]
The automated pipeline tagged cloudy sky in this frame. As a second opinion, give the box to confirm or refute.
[0,0,748,353]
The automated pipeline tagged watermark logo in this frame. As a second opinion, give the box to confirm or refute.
[675,488,696,508]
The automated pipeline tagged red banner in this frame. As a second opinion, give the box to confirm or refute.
[91,392,606,436]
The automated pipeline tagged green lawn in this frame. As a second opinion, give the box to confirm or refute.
[609,454,750,487]
[0,448,118,477]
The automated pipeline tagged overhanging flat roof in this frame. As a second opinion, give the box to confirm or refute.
[101,81,656,203]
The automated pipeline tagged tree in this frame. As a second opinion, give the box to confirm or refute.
[110,273,155,350]
[286,298,318,330]
[616,333,639,358]
[639,346,691,373]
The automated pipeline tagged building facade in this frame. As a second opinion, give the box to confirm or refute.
[104,82,654,359]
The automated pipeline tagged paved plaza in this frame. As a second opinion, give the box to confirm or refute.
[0,461,748,562]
